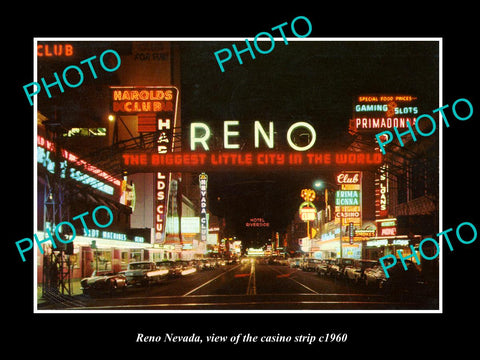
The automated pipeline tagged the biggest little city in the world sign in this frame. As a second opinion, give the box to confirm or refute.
[120,119,383,172]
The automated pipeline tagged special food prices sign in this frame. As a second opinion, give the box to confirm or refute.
[349,94,419,133]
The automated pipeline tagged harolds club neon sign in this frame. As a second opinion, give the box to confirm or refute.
[110,86,179,243]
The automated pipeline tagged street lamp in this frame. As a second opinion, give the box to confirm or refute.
[312,179,333,222]
[312,180,323,190]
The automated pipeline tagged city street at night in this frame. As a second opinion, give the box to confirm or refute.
[30,39,442,313]
[38,260,437,311]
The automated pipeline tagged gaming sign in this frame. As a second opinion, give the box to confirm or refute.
[349,94,419,133]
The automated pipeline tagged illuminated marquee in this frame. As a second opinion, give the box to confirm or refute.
[63,127,106,137]
[245,218,270,227]
[375,164,389,218]
[154,118,174,243]
[190,120,320,152]
[83,228,145,243]
[199,173,208,242]
[299,201,317,222]
[111,87,176,114]
[376,218,397,237]
[37,43,74,57]
[335,191,360,206]
[335,171,362,226]
[336,171,361,185]
[247,248,265,256]
[110,87,179,243]
[37,135,121,195]
[355,229,376,238]
[349,94,419,133]
[166,217,201,235]
[120,151,382,172]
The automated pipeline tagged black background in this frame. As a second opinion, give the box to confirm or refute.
[8,4,479,355]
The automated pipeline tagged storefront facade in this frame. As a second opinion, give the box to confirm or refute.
[36,230,153,283]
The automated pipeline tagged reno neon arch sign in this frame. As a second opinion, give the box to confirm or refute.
[190,120,318,152]
[121,120,383,172]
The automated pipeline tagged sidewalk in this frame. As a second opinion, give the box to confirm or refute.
[37,279,84,305]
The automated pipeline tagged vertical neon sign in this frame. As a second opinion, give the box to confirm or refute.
[199,173,208,243]
[375,164,389,219]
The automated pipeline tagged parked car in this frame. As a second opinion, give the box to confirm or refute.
[80,270,127,296]
[363,265,387,288]
[288,258,302,268]
[303,258,322,271]
[195,259,210,271]
[157,260,183,277]
[125,261,169,287]
[217,258,226,267]
[275,258,288,266]
[329,258,355,279]
[315,259,336,276]
[175,260,197,275]
[344,259,378,283]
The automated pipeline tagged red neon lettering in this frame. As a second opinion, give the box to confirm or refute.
[306,153,331,164]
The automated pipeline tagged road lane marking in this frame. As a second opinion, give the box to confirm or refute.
[182,264,241,296]
[266,265,320,295]
[246,260,256,295]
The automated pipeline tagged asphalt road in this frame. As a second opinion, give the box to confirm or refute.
[39,261,438,311]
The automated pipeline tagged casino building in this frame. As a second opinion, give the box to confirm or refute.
[35,41,212,293]
[306,94,439,269]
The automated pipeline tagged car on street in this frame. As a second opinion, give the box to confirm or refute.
[328,258,355,279]
[288,258,302,268]
[125,261,169,287]
[80,270,127,296]
[344,259,378,283]
[302,258,322,272]
[315,259,336,276]
[175,260,198,275]
[363,264,387,288]
[195,259,211,271]
[157,260,183,277]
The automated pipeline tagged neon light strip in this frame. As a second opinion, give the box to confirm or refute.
[37,135,121,187]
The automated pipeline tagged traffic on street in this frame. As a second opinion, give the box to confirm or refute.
[39,256,437,311]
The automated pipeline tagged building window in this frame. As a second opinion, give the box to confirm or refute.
[92,250,112,271]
